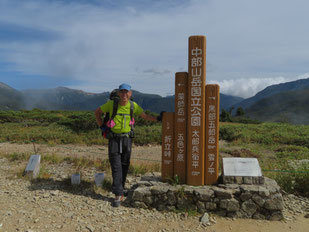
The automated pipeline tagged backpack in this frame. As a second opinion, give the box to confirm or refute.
[101,89,135,139]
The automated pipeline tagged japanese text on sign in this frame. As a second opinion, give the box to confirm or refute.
[207,104,216,175]
[190,47,203,170]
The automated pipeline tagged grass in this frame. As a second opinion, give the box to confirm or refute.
[219,122,309,196]
[1,151,160,178]
[129,161,160,175]
[1,110,309,196]
[0,109,161,146]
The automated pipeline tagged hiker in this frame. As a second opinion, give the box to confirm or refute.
[95,83,162,207]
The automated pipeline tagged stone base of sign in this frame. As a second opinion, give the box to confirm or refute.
[128,173,283,220]
[24,154,41,178]
[71,173,81,185]
[222,175,265,185]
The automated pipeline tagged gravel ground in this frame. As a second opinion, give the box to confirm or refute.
[0,142,308,232]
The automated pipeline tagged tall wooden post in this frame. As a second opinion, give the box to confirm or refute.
[161,112,174,181]
[174,72,188,184]
[205,84,220,185]
[187,36,206,185]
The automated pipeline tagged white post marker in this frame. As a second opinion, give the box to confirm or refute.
[71,173,81,185]
[94,173,105,187]
[24,154,41,178]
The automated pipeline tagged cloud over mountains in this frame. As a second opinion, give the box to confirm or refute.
[0,0,309,98]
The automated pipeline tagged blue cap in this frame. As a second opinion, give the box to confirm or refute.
[119,83,131,91]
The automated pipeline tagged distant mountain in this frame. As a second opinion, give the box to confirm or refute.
[22,87,109,110]
[0,83,242,113]
[0,82,24,110]
[232,78,309,112]
[21,88,174,112]
[246,88,309,124]
[220,94,244,111]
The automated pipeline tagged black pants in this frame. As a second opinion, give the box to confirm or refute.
[108,136,132,196]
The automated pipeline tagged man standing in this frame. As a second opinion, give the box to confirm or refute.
[95,83,160,207]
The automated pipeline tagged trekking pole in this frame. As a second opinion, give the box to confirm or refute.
[32,140,37,153]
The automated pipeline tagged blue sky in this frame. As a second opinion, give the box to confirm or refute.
[0,0,309,98]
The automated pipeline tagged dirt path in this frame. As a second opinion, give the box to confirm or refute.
[0,142,308,232]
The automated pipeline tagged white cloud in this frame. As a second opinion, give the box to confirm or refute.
[210,73,309,98]
[0,0,309,96]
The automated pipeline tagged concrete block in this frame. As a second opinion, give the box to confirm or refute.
[71,173,81,185]
[94,173,105,187]
[24,154,41,178]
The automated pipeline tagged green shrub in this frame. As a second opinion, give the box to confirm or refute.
[57,112,97,132]
[134,125,161,145]
[219,126,241,141]
[268,168,309,196]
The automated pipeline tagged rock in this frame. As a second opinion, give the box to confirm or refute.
[235,176,243,184]
[6,211,12,216]
[240,192,252,201]
[209,217,216,224]
[213,187,233,199]
[220,198,240,212]
[269,211,284,221]
[194,188,214,202]
[196,201,206,213]
[143,196,153,206]
[222,176,235,184]
[242,199,258,217]
[243,177,253,185]
[86,225,95,232]
[226,199,240,212]
[51,190,60,196]
[258,186,270,197]
[305,214,309,218]
[166,190,176,205]
[219,199,228,209]
[252,194,265,207]
[253,213,266,220]
[131,201,148,209]
[132,187,151,201]
[150,185,169,195]
[141,173,161,182]
[263,177,280,194]
[264,194,284,210]
[205,202,217,211]
[200,213,209,224]
[240,185,260,194]
[65,212,75,218]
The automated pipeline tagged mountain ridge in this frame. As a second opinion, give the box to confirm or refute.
[246,87,309,124]
[231,78,309,112]
[2,78,309,124]
[0,83,243,113]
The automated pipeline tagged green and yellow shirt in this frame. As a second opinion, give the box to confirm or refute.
[100,100,143,134]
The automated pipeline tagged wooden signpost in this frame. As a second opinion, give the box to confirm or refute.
[161,35,220,186]
[205,84,220,185]
[174,72,188,184]
[161,112,174,181]
[186,36,206,186]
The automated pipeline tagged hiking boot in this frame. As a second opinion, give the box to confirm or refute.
[123,189,129,197]
[112,195,124,207]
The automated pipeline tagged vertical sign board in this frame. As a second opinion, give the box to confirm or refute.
[205,84,220,185]
[174,72,188,184]
[161,112,174,181]
[187,36,206,186]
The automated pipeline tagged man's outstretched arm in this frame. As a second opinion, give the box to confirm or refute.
[95,107,104,126]
[139,112,158,122]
